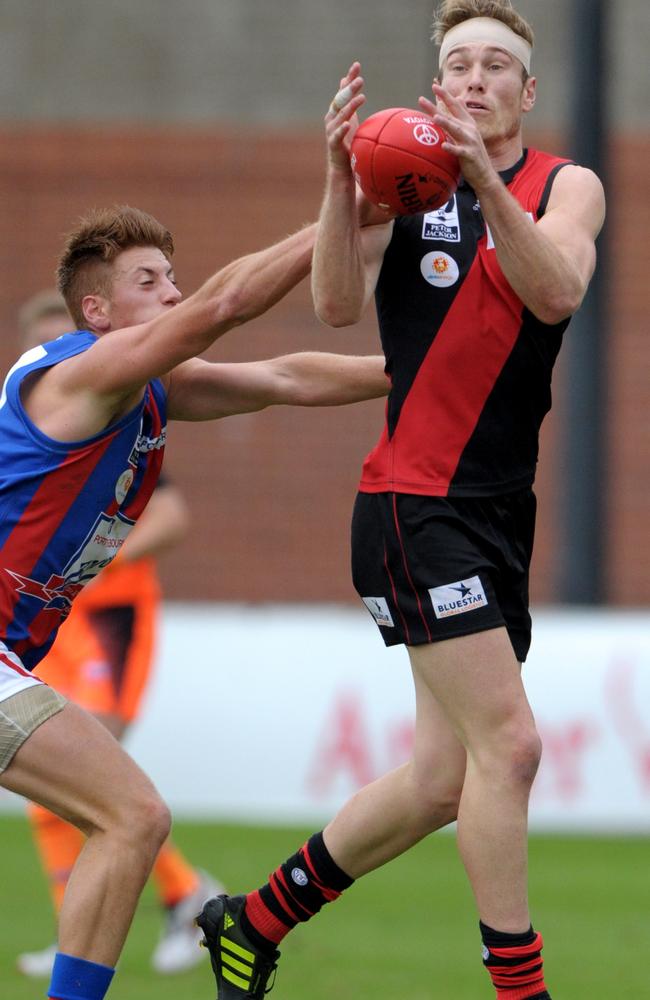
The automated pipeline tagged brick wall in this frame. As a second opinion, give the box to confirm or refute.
[0,127,647,605]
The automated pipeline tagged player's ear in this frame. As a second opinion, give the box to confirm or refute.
[521,76,536,114]
[81,294,110,332]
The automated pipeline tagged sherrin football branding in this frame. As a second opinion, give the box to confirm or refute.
[412,122,441,147]
[429,576,488,619]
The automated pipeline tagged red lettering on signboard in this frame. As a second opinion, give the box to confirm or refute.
[307,693,376,793]
[305,692,415,797]
[533,720,599,801]
[605,658,650,794]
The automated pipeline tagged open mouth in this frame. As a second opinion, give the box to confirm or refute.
[466,102,489,112]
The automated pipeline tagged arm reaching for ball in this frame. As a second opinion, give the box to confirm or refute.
[312,63,394,328]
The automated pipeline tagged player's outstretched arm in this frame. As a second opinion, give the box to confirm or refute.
[312,64,393,328]
[26,224,318,441]
[166,353,388,421]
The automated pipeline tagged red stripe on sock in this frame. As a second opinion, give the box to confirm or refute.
[491,958,543,983]
[301,843,342,903]
[494,985,548,1000]
[489,933,543,960]
[273,869,311,920]
[485,933,547,999]
[244,889,292,945]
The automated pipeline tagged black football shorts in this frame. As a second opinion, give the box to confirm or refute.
[351,489,537,662]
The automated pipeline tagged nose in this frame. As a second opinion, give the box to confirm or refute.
[466,63,486,91]
[162,279,182,305]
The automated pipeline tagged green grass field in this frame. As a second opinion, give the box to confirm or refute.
[1,814,647,999]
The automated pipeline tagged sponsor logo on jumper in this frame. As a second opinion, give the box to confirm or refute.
[133,427,166,456]
[127,420,166,467]
[429,575,488,619]
[412,123,440,146]
[6,512,134,615]
[362,596,395,628]
[420,250,460,287]
[422,196,460,242]
[291,867,309,886]
[5,569,85,614]
[115,468,134,505]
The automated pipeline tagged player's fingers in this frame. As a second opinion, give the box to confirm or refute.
[327,92,365,126]
[329,77,363,115]
[433,110,465,138]
[418,96,436,117]
[339,61,361,88]
[432,82,472,120]
[331,121,352,144]
[330,86,354,114]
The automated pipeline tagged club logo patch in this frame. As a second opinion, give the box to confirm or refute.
[420,251,459,288]
[291,867,309,886]
[422,196,461,242]
[428,576,488,619]
[115,468,134,504]
[361,596,395,627]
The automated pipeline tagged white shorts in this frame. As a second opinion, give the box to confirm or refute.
[0,640,44,701]
[0,642,67,773]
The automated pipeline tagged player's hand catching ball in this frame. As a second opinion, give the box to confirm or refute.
[325,62,366,172]
[419,81,497,191]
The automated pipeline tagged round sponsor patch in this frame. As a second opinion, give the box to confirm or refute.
[420,250,460,287]
[115,469,134,504]
[291,867,309,886]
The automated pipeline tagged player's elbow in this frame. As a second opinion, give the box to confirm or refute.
[534,288,584,325]
[532,269,588,324]
[314,296,363,328]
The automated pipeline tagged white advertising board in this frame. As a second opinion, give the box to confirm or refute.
[124,605,650,832]
[2,605,649,832]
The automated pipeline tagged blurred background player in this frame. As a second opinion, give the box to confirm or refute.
[15,291,223,978]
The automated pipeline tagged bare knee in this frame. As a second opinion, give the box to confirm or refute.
[128,788,171,854]
[85,776,171,859]
[488,721,542,790]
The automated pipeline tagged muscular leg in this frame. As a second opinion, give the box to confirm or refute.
[1,701,170,966]
[409,627,541,932]
[324,665,467,877]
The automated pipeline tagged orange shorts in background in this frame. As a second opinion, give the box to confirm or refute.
[35,556,161,724]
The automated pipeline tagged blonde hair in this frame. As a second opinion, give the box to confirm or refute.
[432,0,534,48]
[56,205,174,328]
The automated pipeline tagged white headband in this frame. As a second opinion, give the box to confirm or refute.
[439,17,532,74]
